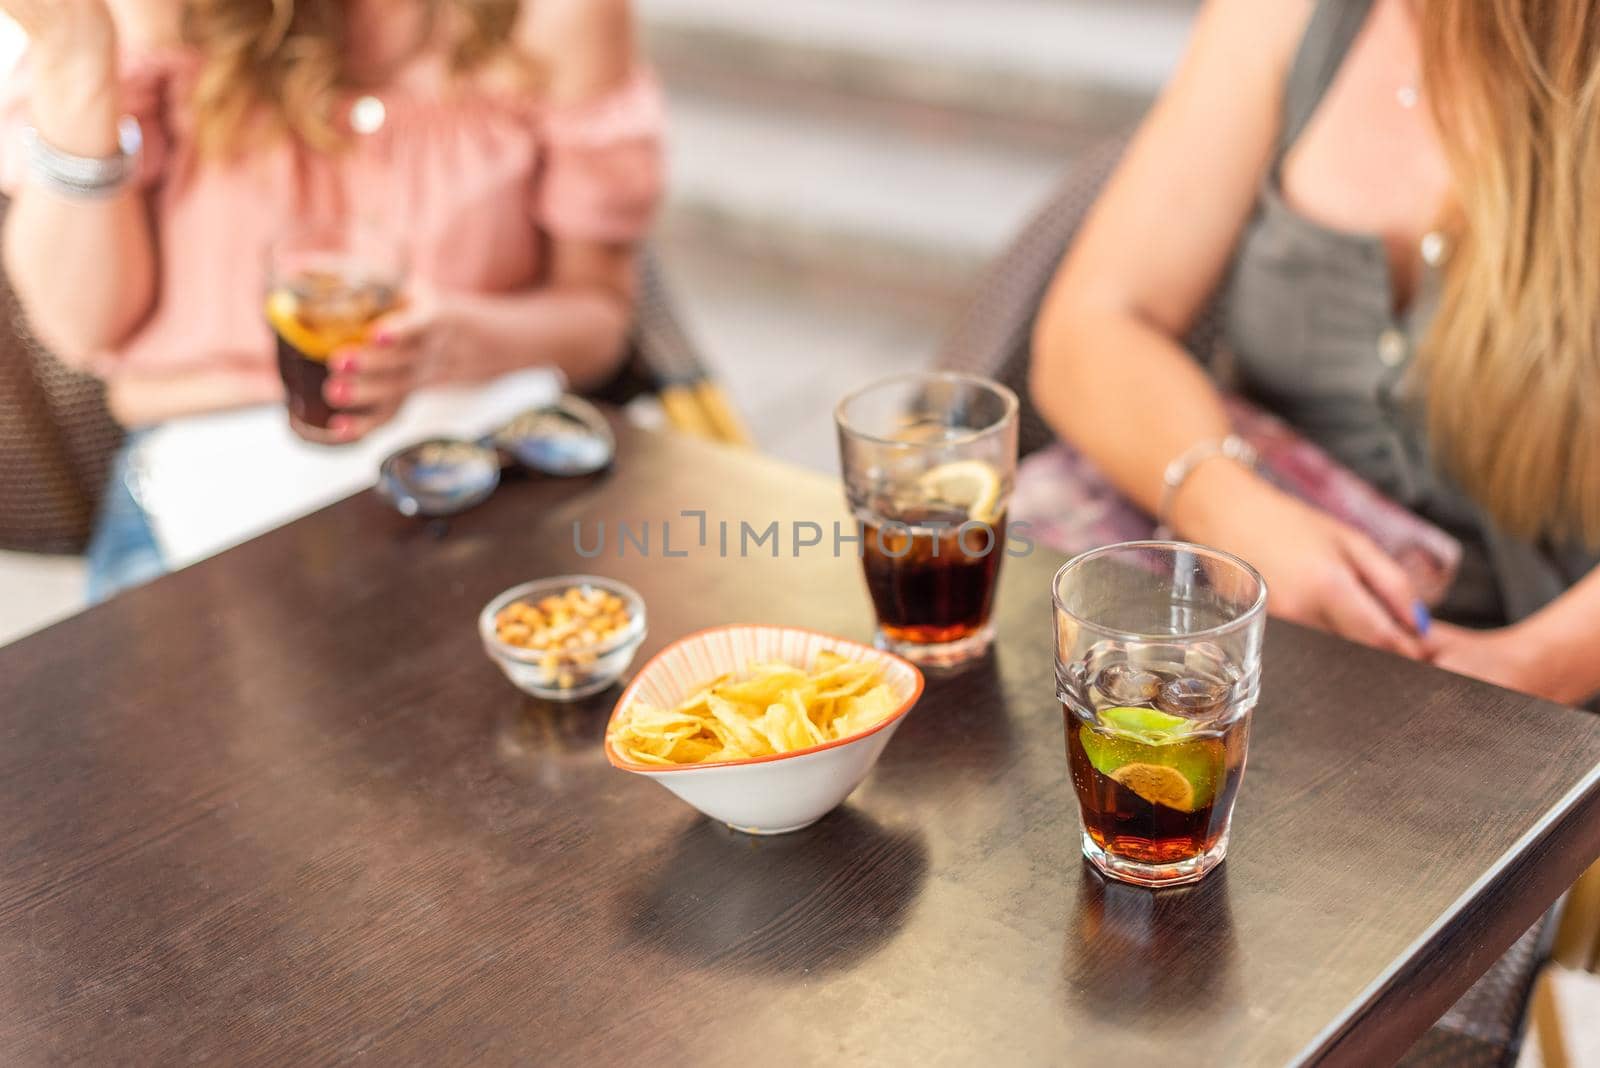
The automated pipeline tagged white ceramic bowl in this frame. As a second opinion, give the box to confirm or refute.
[480,576,647,700]
[605,625,925,834]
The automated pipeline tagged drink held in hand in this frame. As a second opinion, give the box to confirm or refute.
[266,223,405,443]
[1053,541,1266,887]
[837,375,1019,668]
[266,272,397,438]
[1065,648,1249,872]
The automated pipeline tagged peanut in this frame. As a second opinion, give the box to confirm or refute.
[494,584,634,688]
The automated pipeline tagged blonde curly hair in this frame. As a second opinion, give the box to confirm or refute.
[182,0,524,156]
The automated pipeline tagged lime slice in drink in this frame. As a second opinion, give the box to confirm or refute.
[1098,705,1191,740]
[1079,706,1221,813]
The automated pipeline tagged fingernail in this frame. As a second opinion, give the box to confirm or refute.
[1412,601,1432,636]
[373,330,394,347]
[330,415,351,437]
[332,351,358,374]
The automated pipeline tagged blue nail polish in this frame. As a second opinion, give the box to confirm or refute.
[1412,601,1432,636]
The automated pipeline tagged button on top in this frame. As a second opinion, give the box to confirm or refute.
[350,95,387,135]
[1378,327,1408,367]
[1420,231,1449,267]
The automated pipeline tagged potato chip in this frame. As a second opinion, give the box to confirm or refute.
[785,691,824,747]
[708,695,775,758]
[834,686,899,739]
[714,667,806,708]
[608,653,902,766]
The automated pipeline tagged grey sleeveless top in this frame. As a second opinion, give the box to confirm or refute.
[1223,0,1596,626]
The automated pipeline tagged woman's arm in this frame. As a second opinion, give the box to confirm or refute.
[321,0,645,441]
[0,0,164,363]
[1030,0,1425,657]
[1429,567,1600,706]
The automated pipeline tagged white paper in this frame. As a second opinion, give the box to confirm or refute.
[136,369,562,570]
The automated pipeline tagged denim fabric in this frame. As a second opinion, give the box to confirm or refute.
[85,432,168,604]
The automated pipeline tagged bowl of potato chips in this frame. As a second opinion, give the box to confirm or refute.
[605,625,925,834]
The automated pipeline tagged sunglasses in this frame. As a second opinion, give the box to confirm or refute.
[376,394,615,517]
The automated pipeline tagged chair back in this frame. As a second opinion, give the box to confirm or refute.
[597,250,752,446]
[0,197,124,555]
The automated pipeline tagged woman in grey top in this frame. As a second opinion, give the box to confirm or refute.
[1032,0,1600,705]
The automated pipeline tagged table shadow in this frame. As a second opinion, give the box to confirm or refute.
[1062,863,1240,1029]
[622,808,928,976]
[875,652,1019,791]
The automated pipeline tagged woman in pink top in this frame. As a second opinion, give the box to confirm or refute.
[0,0,664,598]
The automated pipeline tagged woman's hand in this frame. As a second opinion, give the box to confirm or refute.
[1173,460,1427,658]
[1424,621,1559,701]
[1427,620,1599,706]
[317,292,454,443]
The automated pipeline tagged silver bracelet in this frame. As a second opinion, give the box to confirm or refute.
[1155,434,1259,533]
[21,115,143,200]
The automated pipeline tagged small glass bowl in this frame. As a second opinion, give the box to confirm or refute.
[479,576,647,701]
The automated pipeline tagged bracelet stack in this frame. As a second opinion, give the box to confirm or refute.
[22,115,143,200]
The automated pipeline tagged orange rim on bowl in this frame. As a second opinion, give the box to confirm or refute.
[604,625,926,773]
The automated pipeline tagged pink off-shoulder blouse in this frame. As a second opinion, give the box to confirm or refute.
[1,48,666,410]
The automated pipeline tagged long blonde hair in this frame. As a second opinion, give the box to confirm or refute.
[1420,0,1600,545]
[181,0,524,157]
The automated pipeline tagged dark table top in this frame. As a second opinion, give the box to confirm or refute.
[3,423,1600,1067]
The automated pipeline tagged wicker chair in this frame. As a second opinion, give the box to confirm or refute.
[935,138,1554,1068]
[0,197,123,555]
[593,252,751,446]
[935,135,1223,459]
[0,235,736,556]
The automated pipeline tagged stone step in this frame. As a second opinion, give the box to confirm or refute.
[0,551,83,646]
[658,83,1080,298]
[641,0,1193,143]
[643,1,1197,468]
[653,239,958,473]
[649,1,1195,294]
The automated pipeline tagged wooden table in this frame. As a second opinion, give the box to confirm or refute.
[3,424,1599,1067]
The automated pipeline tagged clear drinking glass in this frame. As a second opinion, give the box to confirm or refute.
[265,221,406,444]
[835,372,1019,667]
[1053,541,1267,887]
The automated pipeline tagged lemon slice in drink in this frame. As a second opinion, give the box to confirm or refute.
[916,460,1002,523]
[1109,763,1196,811]
[266,290,338,361]
[266,289,374,361]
